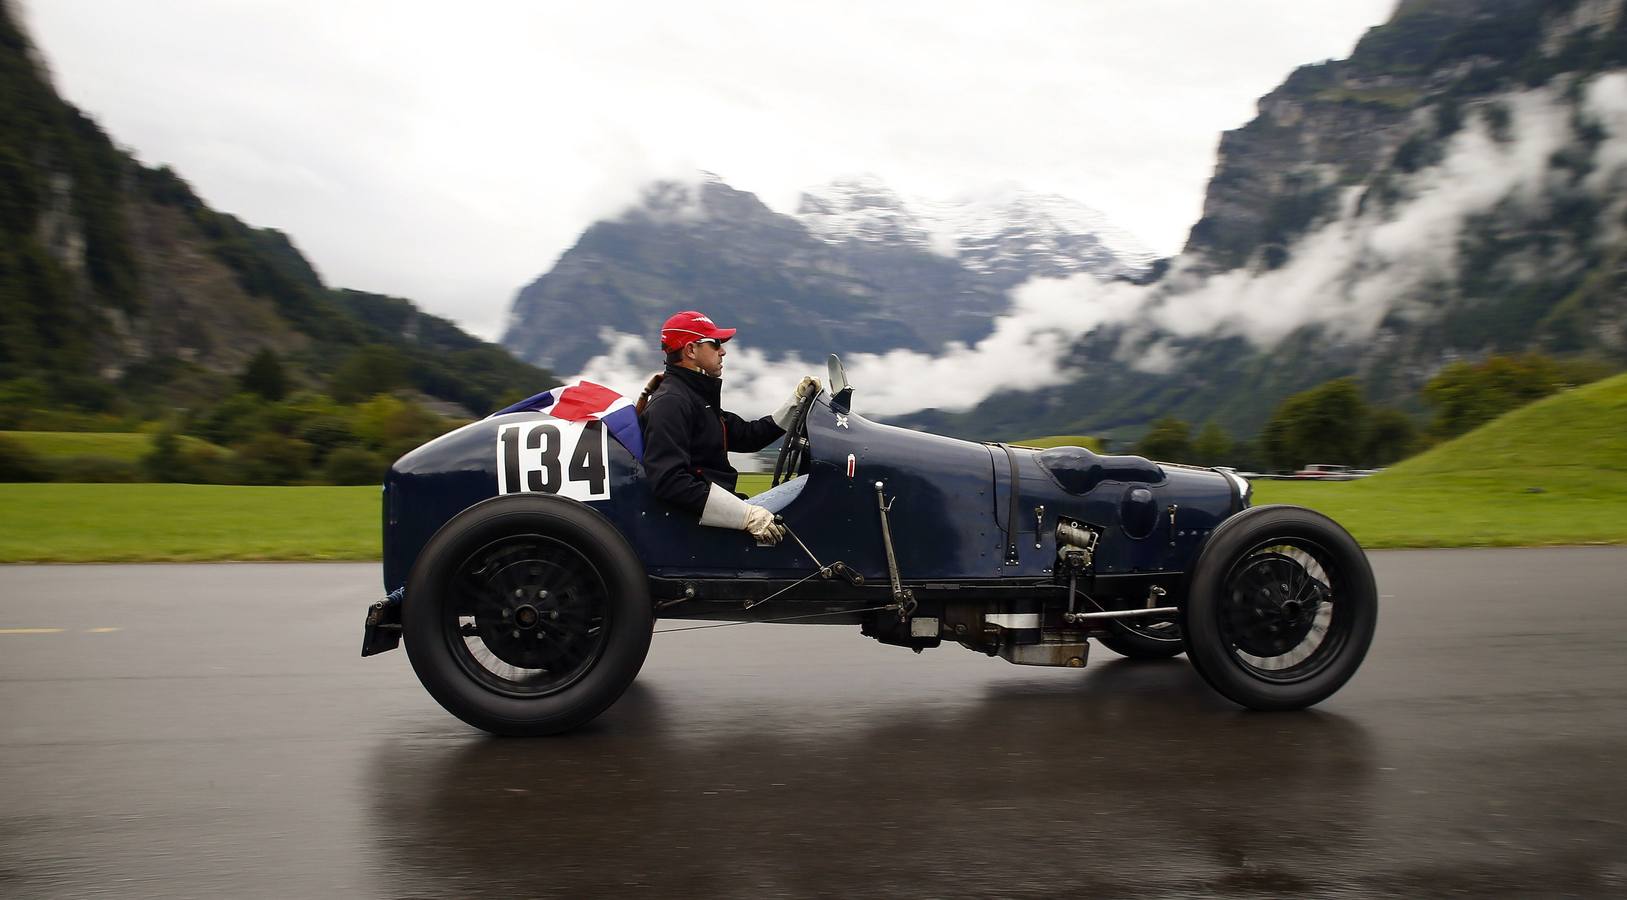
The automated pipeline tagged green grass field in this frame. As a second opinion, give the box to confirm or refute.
[0,483,379,562]
[738,473,771,497]
[4,431,225,461]
[2,375,1623,561]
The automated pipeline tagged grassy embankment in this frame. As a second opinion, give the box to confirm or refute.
[1252,372,1627,548]
[1,384,1623,563]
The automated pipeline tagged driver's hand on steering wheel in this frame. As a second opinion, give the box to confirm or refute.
[772,376,822,429]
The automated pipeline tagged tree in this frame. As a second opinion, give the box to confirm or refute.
[1260,378,1369,471]
[1137,417,1193,462]
[0,377,47,429]
[1422,354,1564,438]
[0,435,49,482]
[1191,422,1233,467]
[330,345,407,404]
[1362,407,1419,466]
[350,394,449,460]
[238,347,288,401]
[193,392,272,447]
[232,433,313,485]
[298,415,360,460]
[321,447,388,485]
[141,427,198,483]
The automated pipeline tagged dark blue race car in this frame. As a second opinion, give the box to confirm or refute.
[363,357,1377,736]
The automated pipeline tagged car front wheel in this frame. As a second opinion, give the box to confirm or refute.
[1181,505,1377,710]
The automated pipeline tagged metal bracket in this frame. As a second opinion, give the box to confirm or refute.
[1146,585,1168,609]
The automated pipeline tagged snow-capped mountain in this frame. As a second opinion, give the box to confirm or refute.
[503,174,1156,375]
[793,176,942,251]
[795,175,1158,287]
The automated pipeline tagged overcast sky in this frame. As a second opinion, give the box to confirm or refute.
[24,0,1395,341]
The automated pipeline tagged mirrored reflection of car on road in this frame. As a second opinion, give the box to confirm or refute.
[361,354,1379,735]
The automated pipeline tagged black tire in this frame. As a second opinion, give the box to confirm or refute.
[1095,619,1186,659]
[1181,505,1377,711]
[402,494,651,736]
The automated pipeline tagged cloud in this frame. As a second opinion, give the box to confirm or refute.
[1119,85,1590,354]
[1584,72,1627,240]
[575,276,1145,417]
[23,0,1394,341]
[578,79,1627,419]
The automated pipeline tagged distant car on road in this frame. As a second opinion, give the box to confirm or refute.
[1293,464,1360,481]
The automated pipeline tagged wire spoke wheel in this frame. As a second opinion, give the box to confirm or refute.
[1117,618,1182,643]
[1095,612,1186,660]
[1218,543,1341,682]
[1181,505,1377,710]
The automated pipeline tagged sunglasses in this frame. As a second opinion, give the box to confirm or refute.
[692,338,722,349]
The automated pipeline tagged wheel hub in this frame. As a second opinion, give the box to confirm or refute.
[473,564,573,670]
[513,604,540,629]
[1226,554,1325,658]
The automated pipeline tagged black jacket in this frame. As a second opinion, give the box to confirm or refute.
[640,364,785,516]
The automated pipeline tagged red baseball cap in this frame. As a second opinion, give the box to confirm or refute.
[659,310,736,351]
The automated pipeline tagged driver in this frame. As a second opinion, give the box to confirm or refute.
[637,310,818,545]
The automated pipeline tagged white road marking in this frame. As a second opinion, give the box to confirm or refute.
[0,627,122,635]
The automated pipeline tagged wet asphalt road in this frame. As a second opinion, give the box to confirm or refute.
[2,549,1626,898]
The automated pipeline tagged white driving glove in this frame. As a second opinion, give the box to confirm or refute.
[698,483,785,544]
[772,376,823,429]
[742,505,786,544]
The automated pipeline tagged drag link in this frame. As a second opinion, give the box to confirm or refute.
[1064,606,1180,623]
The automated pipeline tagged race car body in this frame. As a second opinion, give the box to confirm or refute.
[365,356,1376,736]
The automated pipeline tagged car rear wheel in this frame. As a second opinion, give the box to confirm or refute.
[1181,505,1376,710]
[403,494,651,736]
[1095,618,1185,659]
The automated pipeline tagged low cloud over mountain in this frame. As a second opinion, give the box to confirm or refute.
[522,1,1627,441]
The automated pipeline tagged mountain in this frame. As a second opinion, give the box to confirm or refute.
[0,3,554,417]
[500,175,1153,375]
[796,176,1157,288]
[900,0,1627,444]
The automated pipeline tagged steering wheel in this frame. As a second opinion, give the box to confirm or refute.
[770,387,819,488]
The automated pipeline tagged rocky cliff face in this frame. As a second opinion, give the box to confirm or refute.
[1185,0,1624,274]
[501,175,1153,375]
[900,0,1627,442]
[0,3,550,413]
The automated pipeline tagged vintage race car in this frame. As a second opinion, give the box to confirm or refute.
[362,357,1377,736]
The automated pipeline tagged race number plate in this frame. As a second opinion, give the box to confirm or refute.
[496,419,610,501]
